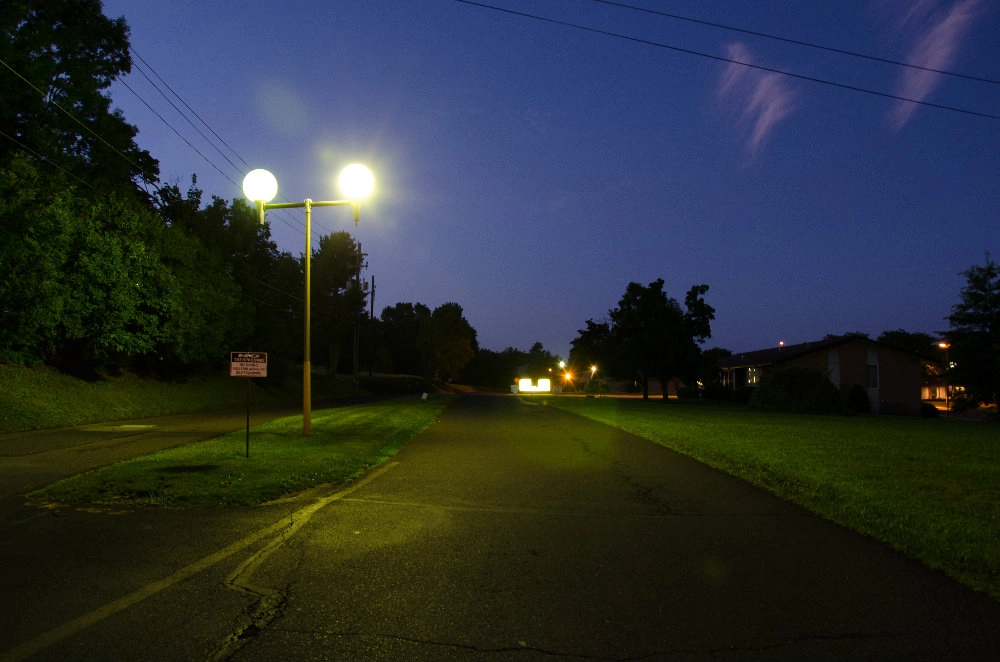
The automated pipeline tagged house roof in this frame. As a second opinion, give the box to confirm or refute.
[717,336,931,370]
[717,338,845,369]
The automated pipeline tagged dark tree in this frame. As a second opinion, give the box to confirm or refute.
[379,302,432,375]
[312,231,365,373]
[606,279,715,400]
[462,344,560,390]
[0,0,158,191]
[696,346,733,397]
[569,319,611,371]
[523,342,557,376]
[420,302,477,381]
[0,157,173,373]
[946,256,999,411]
[876,329,943,362]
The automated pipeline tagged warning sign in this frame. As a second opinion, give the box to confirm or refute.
[230,352,267,378]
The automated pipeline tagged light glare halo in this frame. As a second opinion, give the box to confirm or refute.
[242,169,278,202]
[338,164,374,199]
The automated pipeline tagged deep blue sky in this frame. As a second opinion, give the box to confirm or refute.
[100,0,999,359]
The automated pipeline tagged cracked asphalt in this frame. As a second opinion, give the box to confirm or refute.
[1,395,999,660]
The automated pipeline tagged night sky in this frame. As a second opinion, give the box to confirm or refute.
[99,0,1000,359]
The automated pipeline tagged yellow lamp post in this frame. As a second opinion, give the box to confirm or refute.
[242,164,374,436]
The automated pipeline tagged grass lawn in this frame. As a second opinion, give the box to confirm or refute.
[33,396,452,508]
[549,396,1000,601]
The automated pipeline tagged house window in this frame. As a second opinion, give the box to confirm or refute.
[827,349,840,386]
[747,366,760,386]
[866,364,879,389]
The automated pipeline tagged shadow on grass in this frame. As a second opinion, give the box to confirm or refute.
[156,464,221,473]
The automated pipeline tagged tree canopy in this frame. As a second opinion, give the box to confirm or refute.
[570,279,715,400]
[0,0,158,191]
[946,256,999,410]
[0,2,491,385]
[420,302,478,382]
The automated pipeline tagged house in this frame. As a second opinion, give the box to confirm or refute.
[717,336,928,415]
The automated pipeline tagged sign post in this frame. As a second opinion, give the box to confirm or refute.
[230,352,267,457]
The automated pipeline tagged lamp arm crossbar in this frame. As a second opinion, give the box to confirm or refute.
[263,199,352,209]
[258,200,361,224]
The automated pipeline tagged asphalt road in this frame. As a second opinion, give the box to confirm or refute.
[0,395,998,661]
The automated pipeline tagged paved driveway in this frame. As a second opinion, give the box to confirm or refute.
[1,395,997,661]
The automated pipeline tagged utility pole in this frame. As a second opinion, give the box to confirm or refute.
[353,242,368,385]
[369,274,376,376]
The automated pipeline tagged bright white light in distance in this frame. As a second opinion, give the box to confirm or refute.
[518,378,551,393]
[339,164,374,199]
[242,169,278,202]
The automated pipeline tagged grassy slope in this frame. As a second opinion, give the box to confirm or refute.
[0,364,455,433]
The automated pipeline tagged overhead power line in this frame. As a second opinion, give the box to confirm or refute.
[120,49,319,240]
[1,49,318,305]
[455,0,1000,122]
[128,57,243,174]
[0,128,96,190]
[130,47,253,170]
[594,0,1000,87]
[0,55,162,193]
[117,77,240,188]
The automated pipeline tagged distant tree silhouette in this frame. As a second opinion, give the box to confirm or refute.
[946,255,999,412]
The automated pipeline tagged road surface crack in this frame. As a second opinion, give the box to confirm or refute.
[204,463,399,661]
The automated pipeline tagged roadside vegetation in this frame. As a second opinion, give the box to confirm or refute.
[0,363,340,433]
[32,396,451,508]
[549,397,1000,600]
[0,363,461,434]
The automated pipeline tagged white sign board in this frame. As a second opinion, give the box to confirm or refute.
[230,352,267,378]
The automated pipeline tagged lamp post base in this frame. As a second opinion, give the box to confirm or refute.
[303,360,311,436]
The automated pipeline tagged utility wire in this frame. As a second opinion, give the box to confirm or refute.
[594,0,1000,86]
[0,55,163,190]
[117,77,240,188]
[122,48,312,239]
[456,0,1000,121]
[1,53,315,306]
[128,57,244,173]
[130,47,253,170]
[123,49,359,245]
[0,128,96,190]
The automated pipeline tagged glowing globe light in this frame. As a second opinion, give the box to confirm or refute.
[339,163,374,199]
[242,169,278,202]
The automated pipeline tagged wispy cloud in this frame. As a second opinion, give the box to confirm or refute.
[887,0,984,129]
[717,42,797,160]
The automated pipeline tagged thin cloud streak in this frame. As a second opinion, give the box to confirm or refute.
[717,42,796,160]
[889,0,984,129]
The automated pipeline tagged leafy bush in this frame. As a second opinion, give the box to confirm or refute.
[920,402,941,418]
[845,384,871,414]
[750,366,841,414]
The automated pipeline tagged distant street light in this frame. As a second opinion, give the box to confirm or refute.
[243,164,375,436]
[938,341,951,415]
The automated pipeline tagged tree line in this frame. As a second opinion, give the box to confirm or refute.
[2,3,995,410]
[0,2,482,382]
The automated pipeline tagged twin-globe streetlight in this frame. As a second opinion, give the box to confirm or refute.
[242,164,375,436]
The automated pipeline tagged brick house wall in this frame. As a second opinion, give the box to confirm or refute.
[719,337,925,415]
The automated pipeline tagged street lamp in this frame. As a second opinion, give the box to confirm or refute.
[243,164,375,436]
[938,341,951,415]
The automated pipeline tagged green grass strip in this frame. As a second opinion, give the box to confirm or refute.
[34,396,452,509]
[549,397,1000,601]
